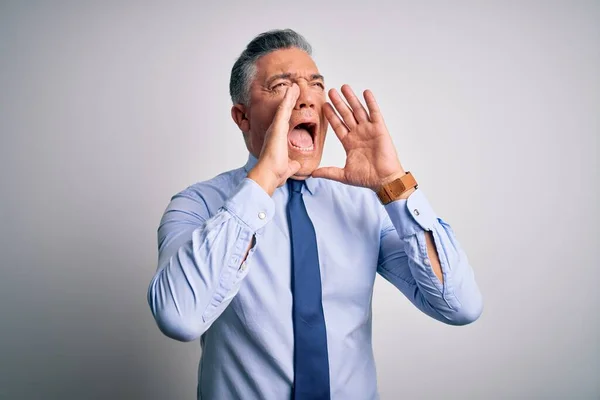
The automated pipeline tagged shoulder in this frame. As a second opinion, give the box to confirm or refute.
[169,166,247,215]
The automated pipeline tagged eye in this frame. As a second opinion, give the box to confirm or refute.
[272,82,289,90]
[313,82,325,89]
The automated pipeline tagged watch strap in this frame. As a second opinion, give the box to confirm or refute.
[376,171,418,205]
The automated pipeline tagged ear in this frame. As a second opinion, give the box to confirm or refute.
[231,104,250,134]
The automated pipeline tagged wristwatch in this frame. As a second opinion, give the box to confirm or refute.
[376,171,418,205]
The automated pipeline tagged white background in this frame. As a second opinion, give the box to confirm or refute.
[1,1,598,398]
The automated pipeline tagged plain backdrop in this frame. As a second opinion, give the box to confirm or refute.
[1,1,598,399]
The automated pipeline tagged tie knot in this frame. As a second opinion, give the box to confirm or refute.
[288,179,304,193]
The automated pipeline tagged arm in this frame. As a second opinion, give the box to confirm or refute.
[308,84,482,324]
[147,178,274,342]
[377,189,483,325]
[381,183,444,283]
[149,83,302,342]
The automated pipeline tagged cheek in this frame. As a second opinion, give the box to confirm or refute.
[251,100,279,128]
[256,104,282,134]
[250,130,267,150]
[247,114,271,149]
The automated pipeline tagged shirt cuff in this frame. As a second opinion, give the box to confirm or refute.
[223,178,275,233]
[384,189,438,238]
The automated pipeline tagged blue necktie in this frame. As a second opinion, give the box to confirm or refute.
[286,179,331,400]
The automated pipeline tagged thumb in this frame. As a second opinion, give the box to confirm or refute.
[286,160,302,178]
[311,167,346,183]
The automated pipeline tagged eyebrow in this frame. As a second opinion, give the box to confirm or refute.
[265,73,325,87]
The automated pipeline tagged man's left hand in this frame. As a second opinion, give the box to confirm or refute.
[311,85,407,192]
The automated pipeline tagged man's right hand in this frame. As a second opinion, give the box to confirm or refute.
[247,84,301,196]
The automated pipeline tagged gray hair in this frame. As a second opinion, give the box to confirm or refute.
[229,29,312,105]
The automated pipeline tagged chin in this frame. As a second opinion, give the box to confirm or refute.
[291,170,313,179]
[290,157,321,179]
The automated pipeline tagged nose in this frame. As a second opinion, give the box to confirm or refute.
[294,83,315,110]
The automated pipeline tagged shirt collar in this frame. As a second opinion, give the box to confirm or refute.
[243,152,318,195]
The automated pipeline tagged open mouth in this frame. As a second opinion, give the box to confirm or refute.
[288,122,317,151]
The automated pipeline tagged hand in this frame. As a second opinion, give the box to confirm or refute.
[311,85,406,191]
[247,84,302,196]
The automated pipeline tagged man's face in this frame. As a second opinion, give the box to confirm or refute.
[240,48,328,179]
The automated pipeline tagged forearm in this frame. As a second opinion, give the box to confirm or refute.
[424,230,443,283]
[147,178,273,341]
[148,215,253,341]
[380,190,482,325]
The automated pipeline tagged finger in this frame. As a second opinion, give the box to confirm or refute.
[311,166,346,183]
[271,84,300,134]
[363,89,383,123]
[287,159,302,178]
[341,84,369,122]
[323,102,349,142]
[328,88,357,129]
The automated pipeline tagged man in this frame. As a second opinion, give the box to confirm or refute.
[148,29,482,399]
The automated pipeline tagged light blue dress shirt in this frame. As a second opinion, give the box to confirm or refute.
[148,153,482,399]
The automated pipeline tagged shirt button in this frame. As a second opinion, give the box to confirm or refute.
[423,258,430,266]
[413,209,420,216]
[258,211,266,220]
[240,261,247,271]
